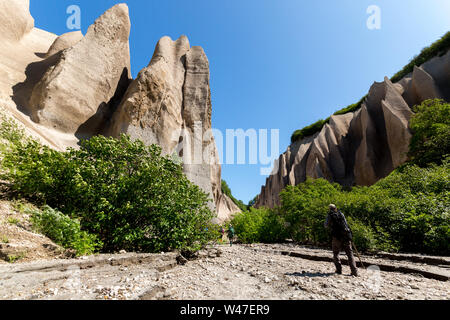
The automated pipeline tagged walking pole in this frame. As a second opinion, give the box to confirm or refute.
[352,241,366,269]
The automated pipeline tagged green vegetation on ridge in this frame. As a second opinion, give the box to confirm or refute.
[291,31,450,143]
[221,180,247,212]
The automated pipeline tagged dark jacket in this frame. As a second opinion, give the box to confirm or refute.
[324,209,352,241]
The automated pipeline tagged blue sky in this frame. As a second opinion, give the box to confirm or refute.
[30,0,450,203]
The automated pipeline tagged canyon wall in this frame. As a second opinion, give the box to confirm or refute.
[257,50,450,208]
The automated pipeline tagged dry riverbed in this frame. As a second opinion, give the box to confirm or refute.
[0,244,448,300]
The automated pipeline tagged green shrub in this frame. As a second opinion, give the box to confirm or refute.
[280,178,340,244]
[29,206,101,256]
[409,99,450,166]
[376,162,450,196]
[271,162,450,255]
[6,252,25,263]
[0,116,27,148]
[231,209,263,243]
[0,120,216,254]
[7,217,19,225]
[346,217,378,253]
[231,207,287,243]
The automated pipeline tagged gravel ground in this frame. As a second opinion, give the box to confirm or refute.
[0,244,448,300]
[155,245,449,300]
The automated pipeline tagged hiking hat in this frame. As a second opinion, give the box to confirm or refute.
[329,204,337,210]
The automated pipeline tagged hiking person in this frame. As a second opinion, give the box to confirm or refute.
[324,204,358,276]
[220,226,225,242]
[227,224,235,247]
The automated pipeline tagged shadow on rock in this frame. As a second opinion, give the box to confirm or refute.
[11,52,62,121]
[75,67,131,142]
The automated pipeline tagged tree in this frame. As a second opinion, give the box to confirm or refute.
[409,99,450,166]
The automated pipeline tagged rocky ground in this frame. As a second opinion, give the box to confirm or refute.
[0,243,448,300]
[0,200,65,264]
[154,244,449,300]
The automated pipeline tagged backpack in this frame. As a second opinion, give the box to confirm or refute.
[328,210,352,241]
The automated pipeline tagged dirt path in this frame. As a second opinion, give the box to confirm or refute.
[0,244,448,300]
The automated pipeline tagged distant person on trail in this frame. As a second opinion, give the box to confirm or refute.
[220,226,225,242]
[324,204,358,277]
[227,224,235,247]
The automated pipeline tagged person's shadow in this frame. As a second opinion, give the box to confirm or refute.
[285,272,334,278]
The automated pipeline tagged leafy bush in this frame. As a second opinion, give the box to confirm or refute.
[248,161,450,255]
[0,116,27,148]
[29,206,101,256]
[0,119,216,254]
[409,99,450,166]
[345,216,378,253]
[231,209,262,243]
[280,178,340,244]
[231,207,287,243]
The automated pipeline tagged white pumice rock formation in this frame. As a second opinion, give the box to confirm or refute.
[257,50,450,208]
[28,4,132,137]
[0,2,239,221]
[105,36,239,216]
[44,31,84,58]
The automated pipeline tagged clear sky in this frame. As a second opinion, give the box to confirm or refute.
[30,0,450,203]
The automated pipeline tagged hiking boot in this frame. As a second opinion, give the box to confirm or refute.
[335,269,342,275]
[351,271,359,277]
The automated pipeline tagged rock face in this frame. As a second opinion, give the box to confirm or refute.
[0,0,63,149]
[0,3,239,221]
[106,36,239,218]
[256,50,450,208]
[27,4,132,137]
[106,36,188,153]
[0,0,34,42]
[45,31,84,58]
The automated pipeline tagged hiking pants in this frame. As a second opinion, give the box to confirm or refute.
[332,237,358,275]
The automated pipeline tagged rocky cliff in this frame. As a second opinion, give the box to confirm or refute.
[104,35,235,217]
[0,1,240,221]
[257,50,450,208]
